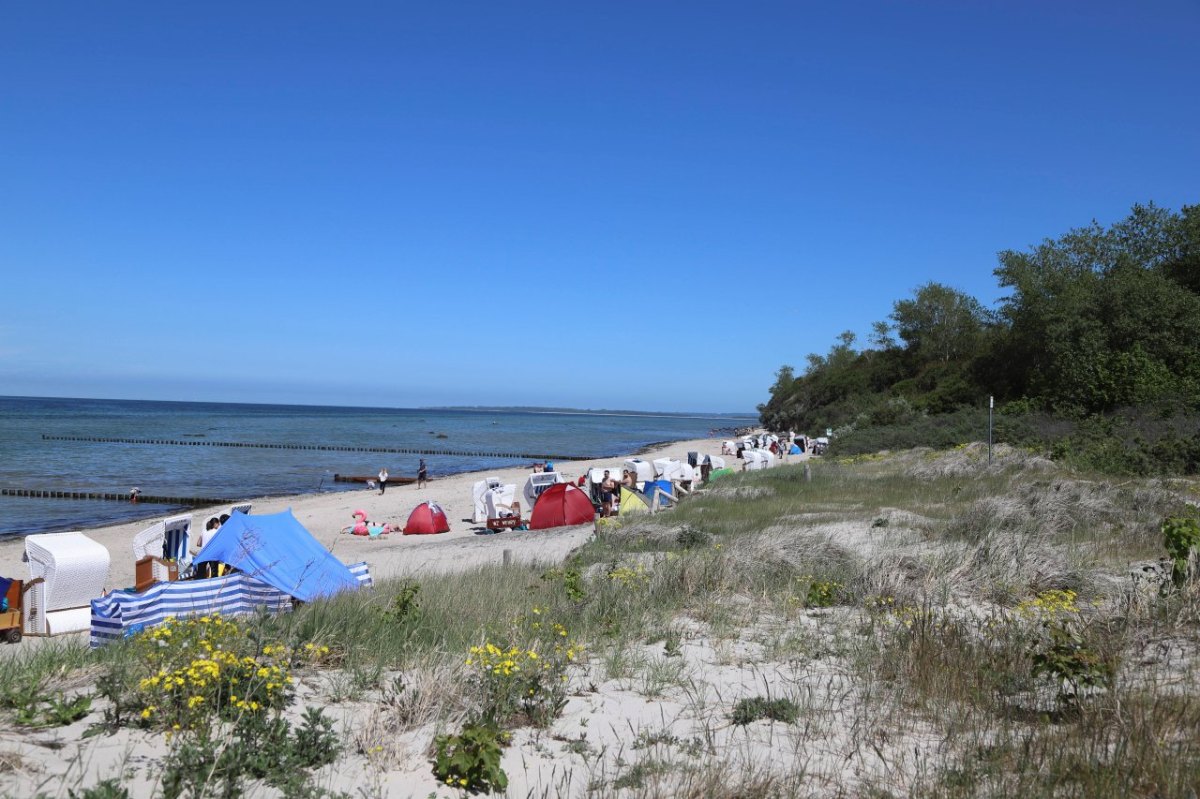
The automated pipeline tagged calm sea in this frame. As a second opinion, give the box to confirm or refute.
[0,396,752,536]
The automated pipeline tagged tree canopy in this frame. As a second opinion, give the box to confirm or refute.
[759,203,1200,470]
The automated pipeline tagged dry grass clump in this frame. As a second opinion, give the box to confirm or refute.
[726,527,859,581]
[596,518,687,548]
[855,554,935,608]
[897,442,1054,479]
[937,526,1080,604]
[704,483,775,500]
[352,660,471,763]
[0,751,34,776]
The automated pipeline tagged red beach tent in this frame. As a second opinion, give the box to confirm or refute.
[403,501,451,535]
[529,483,595,530]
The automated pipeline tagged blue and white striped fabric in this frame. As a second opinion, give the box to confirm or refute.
[348,561,373,588]
[90,561,372,647]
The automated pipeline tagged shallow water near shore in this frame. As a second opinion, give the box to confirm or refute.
[0,396,751,536]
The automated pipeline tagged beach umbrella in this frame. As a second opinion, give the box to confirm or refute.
[403,501,450,535]
[529,483,595,530]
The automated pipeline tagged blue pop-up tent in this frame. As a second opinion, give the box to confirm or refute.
[193,509,360,602]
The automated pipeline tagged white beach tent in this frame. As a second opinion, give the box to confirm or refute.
[472,477,502,523]
[24,531,111,636]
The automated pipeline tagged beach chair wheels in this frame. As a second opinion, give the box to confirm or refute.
[5,628,20,644]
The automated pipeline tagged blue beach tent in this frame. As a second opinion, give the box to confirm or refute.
[193,509,360,602]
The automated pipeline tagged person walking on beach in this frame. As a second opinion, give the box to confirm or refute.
[378,467,389,495]
[417,459,427,489]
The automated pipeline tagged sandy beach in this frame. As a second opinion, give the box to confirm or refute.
[0,436,735,593]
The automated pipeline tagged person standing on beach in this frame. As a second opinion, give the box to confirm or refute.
[600,470,618,517]
[417,459,427,489]
[378,467,389,495]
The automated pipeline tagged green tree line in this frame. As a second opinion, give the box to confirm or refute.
[759,203,1200,474]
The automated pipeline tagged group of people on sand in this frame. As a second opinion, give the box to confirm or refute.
[344,459,432,538]
[597,468,638,518]
[376,459,428,495]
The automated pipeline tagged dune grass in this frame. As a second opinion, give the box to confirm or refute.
[3,447,1199,797]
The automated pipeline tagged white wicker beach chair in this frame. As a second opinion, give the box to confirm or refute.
[24,531,110,636]
[132,520,167,562]
[228,503,252,516]
[472,477,502,523]
[485,484,518,519]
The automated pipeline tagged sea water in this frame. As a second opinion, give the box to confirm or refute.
[0,396,752,536]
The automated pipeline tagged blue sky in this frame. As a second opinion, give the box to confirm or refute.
[1,1,1196,413]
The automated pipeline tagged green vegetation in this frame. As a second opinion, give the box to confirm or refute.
[1163,507,1200,586]
[729,696,801,725]
[432,722,509,794]
[759,203,1200,475]
[3,454,1199,797]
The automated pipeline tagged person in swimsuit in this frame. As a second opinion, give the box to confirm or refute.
[600,470,617,517]
[417,459,428,489]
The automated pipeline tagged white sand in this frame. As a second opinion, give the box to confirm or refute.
[0,436,966,799]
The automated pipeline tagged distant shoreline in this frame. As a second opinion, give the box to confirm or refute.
[1,394,756,419]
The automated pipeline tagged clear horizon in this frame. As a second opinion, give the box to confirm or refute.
[1,393,758,418]
[2,1,1196,413]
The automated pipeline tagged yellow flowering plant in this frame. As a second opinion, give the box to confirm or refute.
[605,563,650,588]
[129,613,308,730]
[466,608,585,728]
[1015,590,1111,702]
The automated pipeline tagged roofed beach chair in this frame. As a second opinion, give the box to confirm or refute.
[131,520,166,562]
[132,514,193,589]
[24,532,110,636]
[485,484,522,530]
